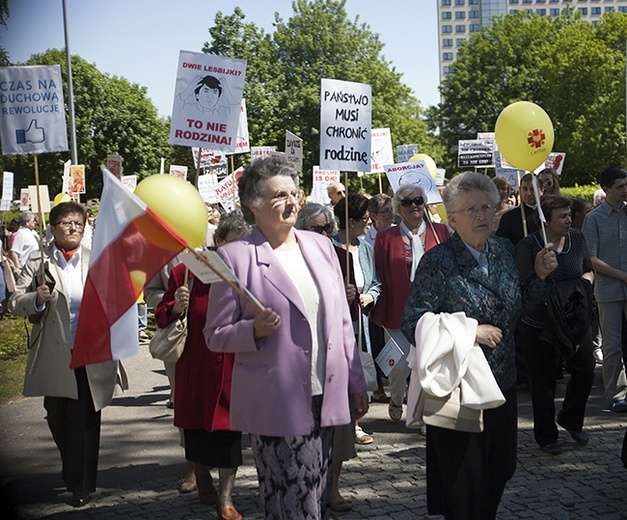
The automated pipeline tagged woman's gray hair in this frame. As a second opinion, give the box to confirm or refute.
[18,211,36,226]
[213,210,252,243]
[238,156,300,224]
[294,203,335,232]
[442,171,499,213]
[392,184,426,214]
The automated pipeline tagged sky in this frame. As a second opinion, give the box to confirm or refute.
[1,0,440,118]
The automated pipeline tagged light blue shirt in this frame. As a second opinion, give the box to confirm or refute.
[462,239,490,276]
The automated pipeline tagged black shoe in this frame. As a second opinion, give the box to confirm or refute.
[541,443,562,455]
[611,399,627,413]
[70,491,91,508]
[557,417,589,446]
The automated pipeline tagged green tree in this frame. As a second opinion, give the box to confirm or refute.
[435,11,627,185]
[204,0,441,193]
[1,49,170,198]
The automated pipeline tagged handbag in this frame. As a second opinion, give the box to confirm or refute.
[149,269,190,363]
[421,387,484,433]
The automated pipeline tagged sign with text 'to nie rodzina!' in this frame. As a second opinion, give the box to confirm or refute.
[169,51,246,153]
[319,78,371,172]
[0,65,68,155]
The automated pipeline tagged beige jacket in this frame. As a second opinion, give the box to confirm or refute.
[9,244,126,411]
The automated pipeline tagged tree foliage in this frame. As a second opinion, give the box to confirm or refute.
[434,11,627,185]
[203,0,441,193]
[0,49,170,198]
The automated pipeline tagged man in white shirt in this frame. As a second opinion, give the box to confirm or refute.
[10,211,40,269]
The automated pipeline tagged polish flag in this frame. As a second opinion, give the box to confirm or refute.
[70,169,187,369]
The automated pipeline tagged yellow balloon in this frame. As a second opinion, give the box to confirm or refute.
[134,174,207,248]
[409,153,437,180]
[54,193,71,205]
[495,101,554,172]
[436,203,448,224]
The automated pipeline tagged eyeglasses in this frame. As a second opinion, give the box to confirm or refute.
[538,179,553,187]
[401,196,425,207]
[55,220,84,229]
[308,223,335,235]
[270,189,304,204]
[452,204,495,218]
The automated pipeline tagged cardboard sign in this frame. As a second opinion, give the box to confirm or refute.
[225,98,250,155]
[319,78,371,172]
[384,161,442,204]
[251,146,276,161]
[169,165,188,180]
[311,166,340,205]
[169,50,246,153]
[285,130,303,173]
[396,144,418,164]
[1,171,14,204]
[0,65,69,155]
[198,173,219,203]
[121,175,137,192]
[69,165,86,196]
[106,155,123,180]
[535,152,566,176]
[370,128,393,173]
[458,139,495,168]
[28,184,51,213]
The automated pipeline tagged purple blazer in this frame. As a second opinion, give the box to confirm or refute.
[204,227,367,437]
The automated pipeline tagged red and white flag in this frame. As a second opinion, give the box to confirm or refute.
[70,169,187,369]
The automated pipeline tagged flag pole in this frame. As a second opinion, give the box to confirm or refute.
[186,247,265,312]
[33,154,46,284]
[62,0,78,165]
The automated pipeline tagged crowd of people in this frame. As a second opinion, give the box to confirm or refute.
[1,157,626,519]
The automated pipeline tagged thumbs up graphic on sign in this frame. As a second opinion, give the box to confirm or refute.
[16,119,46,144]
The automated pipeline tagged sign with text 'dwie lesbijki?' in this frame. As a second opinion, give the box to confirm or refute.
[170,51,246,153]
[319,79,371,172]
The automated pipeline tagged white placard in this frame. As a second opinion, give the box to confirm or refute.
[319,78,371,172]
[0,199,9,211]
[2,171,14,202]
[198,173,219,203]
[370,128,393,173]
[458,139,495,168]
[375,329,407,377]
[169,165,188,180]
[311,166,340,205]
[121,175,137,192]
[384,161,443,204]
[169,51,246,153]
[19,188,29,210]
[495,151,519,188]
[214,167,242,212]
[62,159,71,194]
[251,146,276,161]
[534,152,566,176]
[0,65,69,155]
[28,184,50,213]
[285,130,303,172]
[106,155,123,179]
[179,248,238,285]
[226,98,250,155]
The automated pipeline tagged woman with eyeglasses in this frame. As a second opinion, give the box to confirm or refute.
[205,157,368,519]
[371,184,450,422]
[537,167,560,197]
[9,202,126,508]
[400,172,557,519]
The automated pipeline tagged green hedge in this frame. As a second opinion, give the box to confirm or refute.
[560,184,599,203]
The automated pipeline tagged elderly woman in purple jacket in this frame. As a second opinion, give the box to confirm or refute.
[204,156,368,519]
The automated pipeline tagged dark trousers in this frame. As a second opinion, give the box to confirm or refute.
[43,367,101,494]
[426,386,517,520]
[522,322,595,447]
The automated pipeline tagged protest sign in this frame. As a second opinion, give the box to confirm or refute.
[121,175,137,192]
[0,65,68,155]
[2,171,14,205]
[192,147,226,169]
[28,184,50,213]
[370,128,393,173]
[69,165,85,196]
[458,139,495,168]
[495,151,519,188]
[169,51,246,153]
[251,146,276,161]
[396,144,418,164]
[384,161,442,204]
[61,159,71,194]
[285,130,303,172]
[311,166,340,205]
[435,168,446,187]
[106,155,123,180]
[198,173,219,203]
[226,98,250,155]
[535,152,566,176]
[169,165,188,180]
[214,168,242,212]
[19,188,29,210]
[319,78,371,172]
[376,329,408,377]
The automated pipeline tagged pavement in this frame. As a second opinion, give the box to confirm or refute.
[1,342,626,520]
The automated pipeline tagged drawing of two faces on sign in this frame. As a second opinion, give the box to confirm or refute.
[178,75,237,118]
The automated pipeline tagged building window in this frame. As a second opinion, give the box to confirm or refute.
[605,6,615,12]
[443,66,452,74]
[441,0,452,5]
[510,9,518,14]
[455,0,465,5]
[509,0,519,4]
[536,0,545,3]
[469,10,479,18]
[537,8,546,15]
[526,9,533,14]
[442,25,453,33]
[591,7,601,14]
[470,24,480,32]
[550,0,559,3]
[578,7,588,14]
[620,7,627,14]
[443,38,453,47]
[523,0,532,4]
[456,38,465,47]
[442,11,452,19]
[456,11,466,19]
[550,8,559,15]
[443,52,454,61]
[469,0,479,4]
[455,24,466,33]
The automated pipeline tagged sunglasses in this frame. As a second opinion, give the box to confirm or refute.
[401,196,425,207]
[308,223,335,235]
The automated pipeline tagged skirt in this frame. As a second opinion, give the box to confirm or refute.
[184,428,242,468]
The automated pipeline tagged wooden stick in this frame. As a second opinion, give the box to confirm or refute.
[186,246,265,312]
[517,170,528,238]
[194,149,201,188]
[378,172,383,194]
[33,155,46,285]
[424,208,441,245]
[344,171,350,288]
